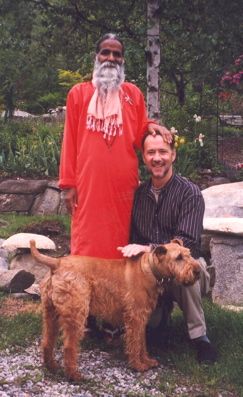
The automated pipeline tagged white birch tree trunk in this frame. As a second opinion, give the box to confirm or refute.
[146,0,161,121]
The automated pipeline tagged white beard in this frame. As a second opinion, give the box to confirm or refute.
[92,59,125,98]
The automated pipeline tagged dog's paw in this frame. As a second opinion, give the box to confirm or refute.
[142,357,159,368]
[45,360,59,373]
[130,361,153,372]
[66,370,84,383]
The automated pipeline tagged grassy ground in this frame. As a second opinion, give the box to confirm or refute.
[0,293,242,396]
[0,213,70,239]
[0,214,243,395]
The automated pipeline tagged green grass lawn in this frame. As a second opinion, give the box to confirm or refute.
[0,213,70,239]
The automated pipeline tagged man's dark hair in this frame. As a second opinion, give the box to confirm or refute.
[95,33,125,56]
[141,131,175,151]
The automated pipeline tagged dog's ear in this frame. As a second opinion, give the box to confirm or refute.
[171,238,183,246]
[154,245,167,256]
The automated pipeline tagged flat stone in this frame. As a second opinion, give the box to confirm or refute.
[2,233,56,251]
[0,179,49,194]
[0,194,34,212]
[203,217,243,236]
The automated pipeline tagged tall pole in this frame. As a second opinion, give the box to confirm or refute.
[146,0,161,121]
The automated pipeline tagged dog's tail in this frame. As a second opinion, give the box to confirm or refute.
[29,240,60,271]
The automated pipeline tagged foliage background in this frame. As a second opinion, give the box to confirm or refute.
[0,0,242,179]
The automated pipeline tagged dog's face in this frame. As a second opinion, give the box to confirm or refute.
[152,239,201,286]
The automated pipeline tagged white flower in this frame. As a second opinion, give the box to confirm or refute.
[193,114,201,122]
[170,126,178,134]
[198,133,205,146]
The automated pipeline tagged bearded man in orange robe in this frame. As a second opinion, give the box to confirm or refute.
[59,33,171,259]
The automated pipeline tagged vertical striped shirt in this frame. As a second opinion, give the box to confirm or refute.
[130,173,205,258]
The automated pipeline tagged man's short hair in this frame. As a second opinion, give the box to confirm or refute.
[95,33,125,56]
[141,131,175,151]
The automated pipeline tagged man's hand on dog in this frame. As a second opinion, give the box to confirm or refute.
[118,244,150,257]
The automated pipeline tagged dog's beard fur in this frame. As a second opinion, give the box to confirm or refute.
[92,59,125,98]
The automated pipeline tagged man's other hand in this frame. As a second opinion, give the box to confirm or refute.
[64,187,78,215]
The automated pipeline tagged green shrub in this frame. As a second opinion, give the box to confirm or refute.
[0,119,63,177]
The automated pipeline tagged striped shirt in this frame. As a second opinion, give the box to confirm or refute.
[130,173,205,258]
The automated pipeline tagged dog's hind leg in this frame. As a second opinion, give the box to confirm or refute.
[42,301,59,373]
[58,279,90,382]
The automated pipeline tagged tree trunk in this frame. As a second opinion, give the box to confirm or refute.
[146,0,161,121]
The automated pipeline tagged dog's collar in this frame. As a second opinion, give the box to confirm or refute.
[148,252,172,292]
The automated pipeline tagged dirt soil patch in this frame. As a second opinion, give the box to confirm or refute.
[0,296,41,317]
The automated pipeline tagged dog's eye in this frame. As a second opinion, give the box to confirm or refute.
[176,253,183,261]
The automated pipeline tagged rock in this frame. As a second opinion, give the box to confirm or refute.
[220,305,243,313]
[24,283,40,297]
[0,179,48,194]
[202,181,243,217]
[210,236,243,306]
[207,176,231,187]
[59,191,69,215]
[10,253,49,282]
[0,269,35,293]
[30,188,60,215]
[0,179,65,215]
[2,233,56,251]
[0,193,34,213]
[0,257,8,271]
[0,242,9,270]
[203,217,243,236]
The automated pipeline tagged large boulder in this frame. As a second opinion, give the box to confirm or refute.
[31,188,61,215]
[210,236,243,305]
[202,181,243,218]
[201,182,243,307]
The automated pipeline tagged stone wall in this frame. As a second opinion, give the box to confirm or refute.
[0,179,67,215]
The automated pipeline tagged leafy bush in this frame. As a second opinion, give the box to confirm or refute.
[0,119,62,177]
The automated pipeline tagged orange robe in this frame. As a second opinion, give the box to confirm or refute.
[59,81,151,258]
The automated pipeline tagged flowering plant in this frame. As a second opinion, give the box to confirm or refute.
[171,114,213,179]
[219,55,243,98]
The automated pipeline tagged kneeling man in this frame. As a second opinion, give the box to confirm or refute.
[118,131,217,364]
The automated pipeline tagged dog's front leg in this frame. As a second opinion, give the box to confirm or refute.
[139,329,159,369]
[124,310,158,372]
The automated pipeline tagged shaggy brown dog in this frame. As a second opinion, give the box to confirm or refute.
[30,239,200,381]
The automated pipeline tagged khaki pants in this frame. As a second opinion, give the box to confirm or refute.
[149,258,210,340]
